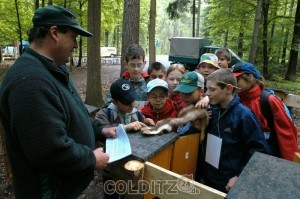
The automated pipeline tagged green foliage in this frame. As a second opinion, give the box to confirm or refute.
[0,0,34,45]
[166,0,191,19]
[265,74,300,94]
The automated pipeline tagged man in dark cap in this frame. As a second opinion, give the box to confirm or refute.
[0,5,115,198]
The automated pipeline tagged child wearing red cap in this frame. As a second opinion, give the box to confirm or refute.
[232,62,298,161]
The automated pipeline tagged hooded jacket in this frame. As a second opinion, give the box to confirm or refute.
[239,84,298,160]
[204,95,270,192]
[95,103,143,128]
[141,98,178,124]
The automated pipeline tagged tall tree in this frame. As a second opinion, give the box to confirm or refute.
[85,0,103,107]
[192,0,195,37]
[120,0,140,76]
[14,0,22,56]
[249,0,262,63]
[285,0,300,81]
[149,0,156,65]
[195,0,201,37]
[262,0,270,78]
[35,0,39,10]
[281,0,295,64]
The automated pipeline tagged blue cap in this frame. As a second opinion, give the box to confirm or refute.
[232,62,261,78]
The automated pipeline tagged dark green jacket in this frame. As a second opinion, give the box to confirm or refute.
[0,48,97,198]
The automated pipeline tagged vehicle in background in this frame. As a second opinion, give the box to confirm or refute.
[168,37,242,71]
[2,46,17,61]
[101,47,117,58]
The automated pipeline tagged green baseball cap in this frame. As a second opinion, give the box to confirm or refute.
[32,5,92,37]
[174,71,204,93]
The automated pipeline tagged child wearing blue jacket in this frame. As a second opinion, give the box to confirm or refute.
[202,69,270,193]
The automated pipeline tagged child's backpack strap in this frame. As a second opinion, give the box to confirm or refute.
[260,90,274,130]
[136,111,144,122]
[105,108,113,123]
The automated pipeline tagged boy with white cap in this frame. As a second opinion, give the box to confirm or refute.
[141,79,178,126]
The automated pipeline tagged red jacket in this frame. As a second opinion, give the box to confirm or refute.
[168,92,186,112]
[239,84,298,160]
[141,98,178,124]
[122,70,149,80]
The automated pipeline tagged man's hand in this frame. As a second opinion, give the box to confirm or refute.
[125,121,147,131]
[94,147,109,170]
[102,127,117,138]
[225,176,238,191]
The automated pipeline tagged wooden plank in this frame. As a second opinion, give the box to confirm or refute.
[148,144,173,170]
[144,161,226,199]
[293,152,300,163]
[171,133,200,177]
[283,94,300,108]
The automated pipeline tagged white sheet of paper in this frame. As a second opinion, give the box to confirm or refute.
[205,133,222,169]
[106,124,132,163]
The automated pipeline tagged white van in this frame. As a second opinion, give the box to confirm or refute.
[100,47,117,58]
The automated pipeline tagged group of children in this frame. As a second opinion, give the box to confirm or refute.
[96,44,298,194]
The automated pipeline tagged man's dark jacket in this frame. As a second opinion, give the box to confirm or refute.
[0,48,99,198]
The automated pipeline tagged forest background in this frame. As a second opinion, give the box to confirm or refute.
[0,0,299,107]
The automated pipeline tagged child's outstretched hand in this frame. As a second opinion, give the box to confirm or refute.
[125,121,147,132]
[144,118,155,126]
[102,127,117,138]
[195,96,210,109]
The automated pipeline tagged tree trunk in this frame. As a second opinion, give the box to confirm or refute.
[120,0,140,76]
[0,45,2,63]
[249,0,262,64]
[192,0,196,37]
[285,0,300,81]
[41,0,45,7]
[77,36,83,67]
[15,0,22,56]
[262,0,270,78]
[196,0,201,37]
[117,24,120,55]
[35,0,39,10]
[268,0,278,62]
[86,0,103,107]
[105,31,109,46]
[149,0,156,66]
[237,22,244,58]
[223,6,231,47]
[48,0,53,5]
[76,1,84,67]
[113,26,117,47]
[237,31,244,58]
[281,0,295,64]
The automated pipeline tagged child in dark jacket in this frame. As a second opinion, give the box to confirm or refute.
[203,68,270,193]
[105,44,149,109]
[141,79,178,125]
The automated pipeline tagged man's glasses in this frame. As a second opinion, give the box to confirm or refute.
[149,94,167,100]
[128,63,144,69]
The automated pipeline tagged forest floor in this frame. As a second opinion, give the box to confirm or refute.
[0,61,300,198]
